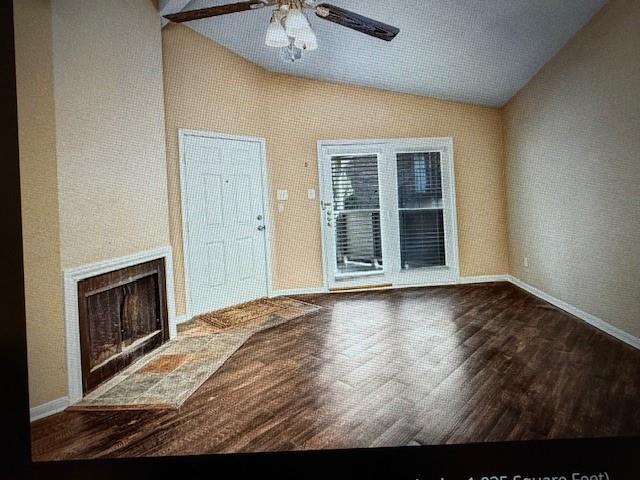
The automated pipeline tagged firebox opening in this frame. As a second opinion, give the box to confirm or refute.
[77,258,169,395]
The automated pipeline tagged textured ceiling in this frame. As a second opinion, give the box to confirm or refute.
[171,0,607,106]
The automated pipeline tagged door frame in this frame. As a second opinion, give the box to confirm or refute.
[317,137,460,290]
[178,129,274,319]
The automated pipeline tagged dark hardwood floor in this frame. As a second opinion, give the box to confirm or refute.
[30,282,640,460]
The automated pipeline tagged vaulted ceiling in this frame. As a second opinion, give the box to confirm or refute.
[161,0,607,107]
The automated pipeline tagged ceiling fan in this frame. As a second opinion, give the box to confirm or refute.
[163,1,400,62]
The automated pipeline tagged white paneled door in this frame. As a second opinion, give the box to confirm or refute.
[180,132,270,317]
[318,138,459,289]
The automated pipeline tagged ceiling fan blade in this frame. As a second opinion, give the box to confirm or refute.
[315,3,399,41]
[164,1,269,23]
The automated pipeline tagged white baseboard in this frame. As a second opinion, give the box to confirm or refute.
[270,287,328,297]
[458,275,509,284]
[30,396,69,422]
[506,275,640,350]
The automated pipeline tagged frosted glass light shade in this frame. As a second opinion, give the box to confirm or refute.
[285,8,309,37]
[296,25,317,50]
[265,17,289,48]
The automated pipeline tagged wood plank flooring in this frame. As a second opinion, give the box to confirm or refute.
[30,282,640,460]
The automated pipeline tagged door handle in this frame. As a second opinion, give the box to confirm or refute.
[257,225,266,231]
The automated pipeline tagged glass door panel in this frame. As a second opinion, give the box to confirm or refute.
[396,152,446,270]
[330,154,383,277]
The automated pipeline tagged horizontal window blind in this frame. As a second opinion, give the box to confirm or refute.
[331,155,383,275]
[397,152,446,269]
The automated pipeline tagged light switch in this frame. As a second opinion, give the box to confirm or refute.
[307,188,316,200]
[277,190,288,201]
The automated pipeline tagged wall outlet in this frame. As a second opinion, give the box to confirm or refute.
[523,257,529,268]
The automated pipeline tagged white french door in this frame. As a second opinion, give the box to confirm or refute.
[318,138,459,289]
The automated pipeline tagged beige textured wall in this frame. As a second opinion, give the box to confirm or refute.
[162,24,509,315]
[52,0,170,269]
[16,0,170,407]
[503,0,640,338]
[14,0,66,408]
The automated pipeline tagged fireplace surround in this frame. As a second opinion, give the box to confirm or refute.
[64,247,177,404]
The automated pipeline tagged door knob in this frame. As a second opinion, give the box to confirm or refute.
[257,215,263,221]
[257,225,266,231]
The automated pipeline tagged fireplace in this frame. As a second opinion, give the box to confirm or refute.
[77,258,169,394]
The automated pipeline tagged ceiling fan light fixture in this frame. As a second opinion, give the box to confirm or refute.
[164,1,400,52]
[265,13,289,48]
